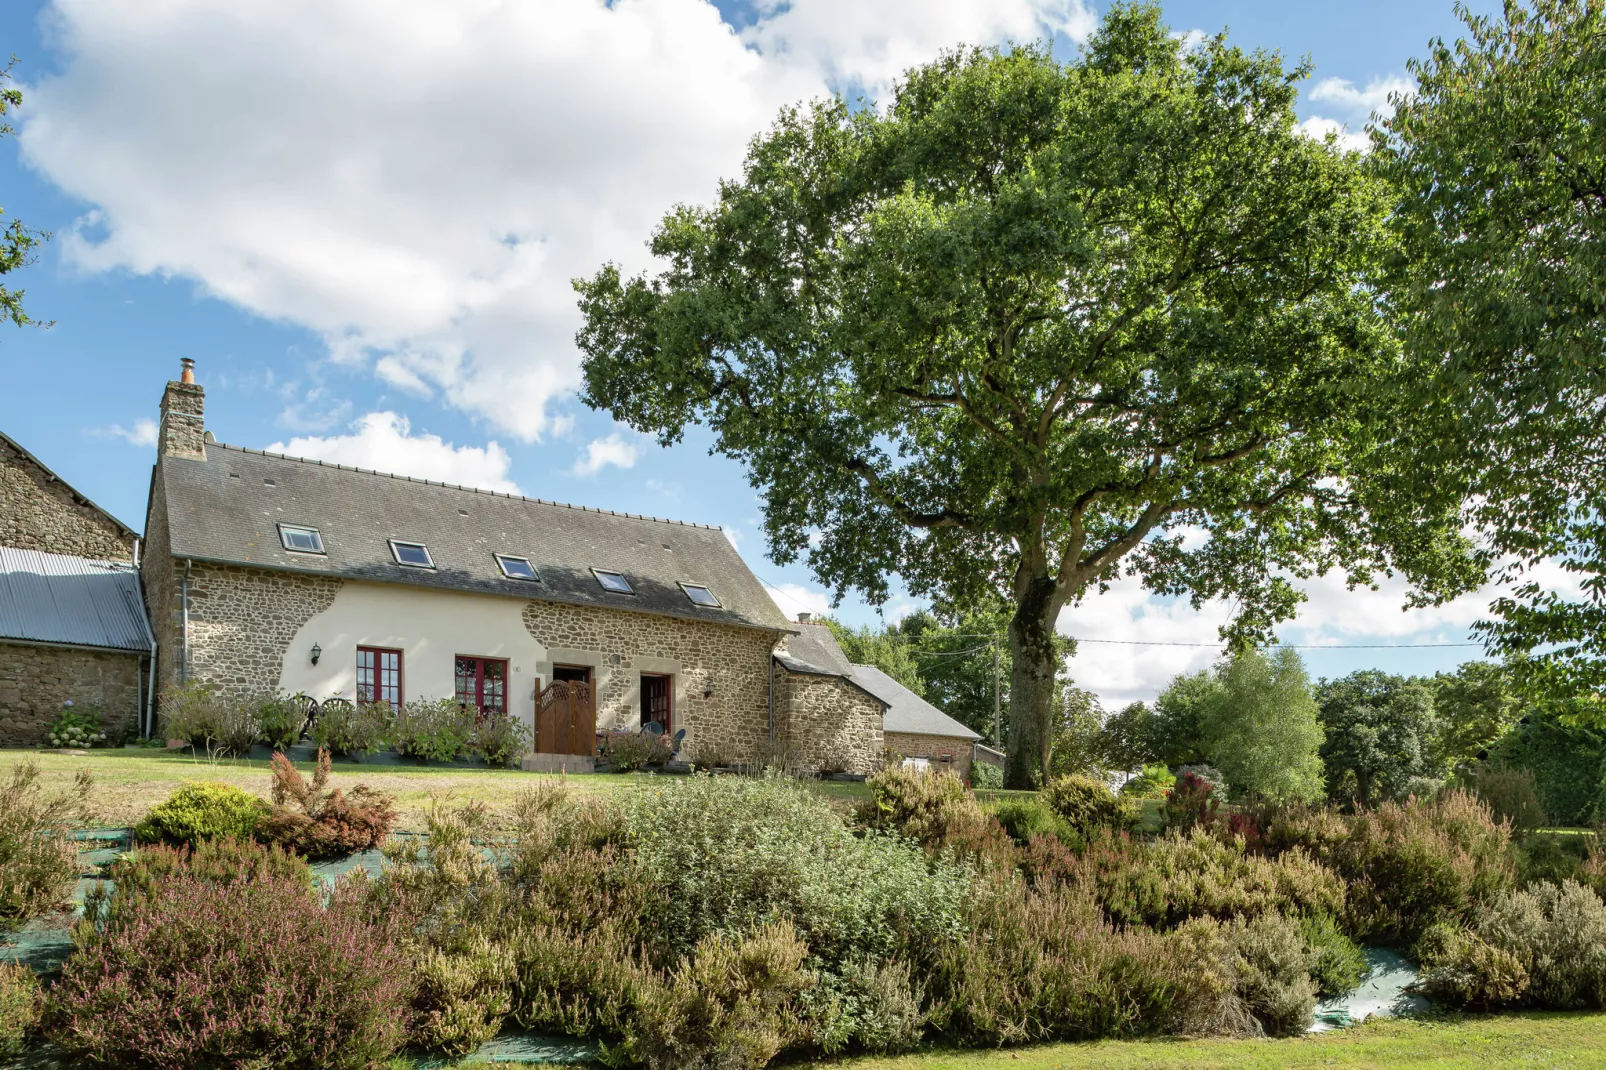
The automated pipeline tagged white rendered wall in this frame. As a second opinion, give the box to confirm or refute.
[279,581,547,730]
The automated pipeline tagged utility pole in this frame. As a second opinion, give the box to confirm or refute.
[992,635,1001,748]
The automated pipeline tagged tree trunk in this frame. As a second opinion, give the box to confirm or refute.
[1004,579,1060,790]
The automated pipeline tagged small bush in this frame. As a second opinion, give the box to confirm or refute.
[1478,881,1606,1008]
[989,798,1070,846]
[311,699,391,756]
[256,750,397,858]
[393,698,475,762]
[1515,831,1593,887]
[801,957,925,1055]
[255,693,306,750]
[1465,766,1548,830]
[133,782,268,846]
[1337,789,1514,948]
[52,860,411,1068]
[1122,764,1175,799]
[1165,771,1218,832]
[1418,921,1531,1008]
[1042,775,1134,835]
[0,962,41,1055]
[105,838,312,908]
[46,704,108,749]
[1299,912,1367,999]
[855,765,994,853]
[1227,913,1317,1036]
[472,714,533,768]
[970,760,1003,789]
[602,731,671,771]
[157,680,226,748]
[211,695,262,756]
[0,759,92,921]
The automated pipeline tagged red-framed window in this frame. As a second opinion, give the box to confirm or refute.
[455,656,508,715]
[356,647,403,707]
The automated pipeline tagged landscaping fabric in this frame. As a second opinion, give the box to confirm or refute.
[1311,948,1430,1031]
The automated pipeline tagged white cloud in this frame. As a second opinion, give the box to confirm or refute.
[88,418,159,447]
[570,433,639,478]
[1296,116,1370,154]
[22,0,1092,443]
[1309,75,1413,118]
[764,581,834,622]
[265,411,519,493]
[722,527,742,550]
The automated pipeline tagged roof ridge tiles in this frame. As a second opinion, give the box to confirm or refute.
[211,441,723,532]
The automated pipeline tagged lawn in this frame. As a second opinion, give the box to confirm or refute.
[0,747,878,829]
[810,1012,1606,1070]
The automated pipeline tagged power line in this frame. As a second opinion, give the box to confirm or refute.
[1067,637,1484,649]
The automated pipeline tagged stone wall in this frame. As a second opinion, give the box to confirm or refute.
[0,642,141,746]
[142,465,180,690]
[523,600,780,763]
[774,668,884,775]
[158,380,206,460]
[885,730,974,782]
[183,563,344,695]
[0,436,133,560]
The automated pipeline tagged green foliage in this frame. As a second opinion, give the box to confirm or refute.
[0,61,49,332]
[1433,661,1521,772]
[392,698,474,762]
[472,714,532,768]
[1486,706,1606,826]
[1299,913,1367,999]
[46,705,108,749]
[856,765,1003,860]
[988,798,1071,846]
[628,774,969,967]
[0,961,40,1055]
[1149,673,1218,768]
[823,618,928,698]
[969,760,1002,789]
[799,957,925,1056]
[1048,689,1107,779]
[1379,0,1606,701]
[157,681,227,749]
[1041,775,1133,836]
[0,759,91,921]
[312,699,392,756]
[1464,766,1548,831]
[1200,649,1325,804]
[1226,913,1317,1036]
[576,4,1476,790]
[600,731,671,771]
[1422,881,1606,1010]
[255,693,306,750]
[1121,764,1175,799]
[1316,670,1442,808]
[1100,702,1158,772]
[133,782,267,847]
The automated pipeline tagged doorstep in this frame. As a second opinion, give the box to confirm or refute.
[521,753,595,774]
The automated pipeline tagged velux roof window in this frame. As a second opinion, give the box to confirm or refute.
[592,568,634,594]
[389,540,435,568]
[277,524,325,554]
[680,583,721,608]
[496,554,540,581]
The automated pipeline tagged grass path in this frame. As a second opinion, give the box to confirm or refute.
[806,1012,1606,1069]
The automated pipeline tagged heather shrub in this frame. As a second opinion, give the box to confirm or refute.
[105,838,312,908]
[1583,841,1606,900]
[615,922,810,1070]
[133,782,268,846]
[256,750,397,858]
[393,698,475,762]
[52,863,411,1068]
[1418,921,1531,1008]
[1164,771,1218,831]
[0,760,91,921]
[1259,803,1352,861]
[311,699,391,756]
[1042,774,1135,835]
[1336,789,1514,947]
[989,798,1071,846]
[1465,765,1548,830]
[855,765,995,854]
[626,774,969,968]
[1514,831,1593,887]
[1226,913,1317,1036]
[0,962,40,1055]
[1473,881,1606,1008]
[1299,912,1367,998]
[602,731,670,771]
[800,957,924,1055]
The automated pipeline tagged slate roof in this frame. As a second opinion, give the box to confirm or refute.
[775,621,856,676]
[851,664,982,741]
[0,547,153,653]
[157,443,793,633]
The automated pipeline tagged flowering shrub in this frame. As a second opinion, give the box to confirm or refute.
[0,759,91,921]
[53,856,411,1068]
[133,782,268,846]
[393,698,475,762]
[46,704,108,749]
[0,962,40,1054]
[1042,774,1136,835]
[601,730,671,771]
[1164,771,1218,832]
[472,713,533,768]
[256,750,397,858]
[856,765,1003,857]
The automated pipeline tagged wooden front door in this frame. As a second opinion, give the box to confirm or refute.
[537,671,596,755]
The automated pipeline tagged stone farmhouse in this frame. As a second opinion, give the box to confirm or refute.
[0,432,153,746]
[0,360,984,775]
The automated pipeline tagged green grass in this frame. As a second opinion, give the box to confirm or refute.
[807,1012,1606,1069]
[0,747,873,830]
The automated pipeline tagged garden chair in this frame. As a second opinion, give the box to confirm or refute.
[294,695,321,740]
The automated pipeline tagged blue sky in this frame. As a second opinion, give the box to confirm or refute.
[0,0,1516,705]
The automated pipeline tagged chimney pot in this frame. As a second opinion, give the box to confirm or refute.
[180,357,195,384]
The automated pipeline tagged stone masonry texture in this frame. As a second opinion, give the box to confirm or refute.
[183,563,344,695]
[773,668,884,775]
[0,436,133,560]
[885,730,974,781]
[0,641,140,745]
[523,599,782,763]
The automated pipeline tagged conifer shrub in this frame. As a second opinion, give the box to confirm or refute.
[0,759,91,922]
[1299,912,1367,998]
[1226,913,1318,1036]
[132,782,268,846]
[256,749,397,858]
[1164,770,1218,831]
[1042,774,1136,835]
[0,962,40,1055]
[51,843,411,1069]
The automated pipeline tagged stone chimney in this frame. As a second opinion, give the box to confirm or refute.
[797,612,812,624]
[158,358,206,459]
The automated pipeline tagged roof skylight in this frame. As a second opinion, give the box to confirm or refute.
[389,540,435,568]
[592,568,634,594]
[680,583,721,608]
[277,524,325,554]
[496,554,540,581]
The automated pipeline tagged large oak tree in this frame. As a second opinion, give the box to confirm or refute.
[575,5,1478,787]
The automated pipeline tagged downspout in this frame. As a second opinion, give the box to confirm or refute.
[181,558,192,685]
[767,651,775,741]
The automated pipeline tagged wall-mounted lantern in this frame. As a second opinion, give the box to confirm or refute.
[703,678,715,699]
[310,642,322,666]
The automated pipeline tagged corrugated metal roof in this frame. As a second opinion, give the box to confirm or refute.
[158,443,793,634]
[0,547,153,653]
[852,664,982,742]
